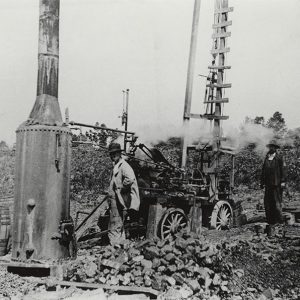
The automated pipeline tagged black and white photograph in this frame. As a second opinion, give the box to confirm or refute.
[0,0,299,299]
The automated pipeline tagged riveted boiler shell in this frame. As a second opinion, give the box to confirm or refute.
[12,124,71,260]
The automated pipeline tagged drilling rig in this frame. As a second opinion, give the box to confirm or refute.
[57,0,239,244]
[180,0,235,229]
[72,0,240,244]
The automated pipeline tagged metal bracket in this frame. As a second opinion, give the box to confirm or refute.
[51,219,76,257]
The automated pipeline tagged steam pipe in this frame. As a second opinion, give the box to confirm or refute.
[69,121,135,135]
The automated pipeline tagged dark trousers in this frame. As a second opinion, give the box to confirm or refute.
[264,185,283,225]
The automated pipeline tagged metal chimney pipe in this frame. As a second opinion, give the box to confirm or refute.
[12,0,74,261]
[29,0,62,125]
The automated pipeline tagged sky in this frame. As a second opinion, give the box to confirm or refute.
[0,0,300,145]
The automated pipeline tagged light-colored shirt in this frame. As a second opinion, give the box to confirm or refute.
[267,153,276,161]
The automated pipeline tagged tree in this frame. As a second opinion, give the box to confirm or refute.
[234,144,264,188]
[155,137,182,167]
[71,123,121,148]
[0,141,9,151]
[244,116,254,124]
[243,116,265,126]
[266,111,287,135]
[70,146,112,199]
[254,116,265,125]
[0,141,15,196]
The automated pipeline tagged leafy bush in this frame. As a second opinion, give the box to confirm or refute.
[154,137,182,167]
[234,144,263,189]
[0,111,300,199]
[70,146,112,199]
[0,143,15,197]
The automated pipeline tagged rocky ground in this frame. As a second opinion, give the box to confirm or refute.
[0,189,299,300]
[0,223,300,300]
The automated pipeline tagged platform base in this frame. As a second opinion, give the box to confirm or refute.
[0,256,66,279]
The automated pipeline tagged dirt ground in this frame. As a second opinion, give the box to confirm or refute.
[0,189,299,299]
[202,224,300,299]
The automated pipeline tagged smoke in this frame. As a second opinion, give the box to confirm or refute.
[134,120,213,146]
[134,123,180,145]
[223,122,274,155]
[134,120,276,156]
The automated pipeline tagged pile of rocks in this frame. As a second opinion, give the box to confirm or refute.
[65,231,236,299]
[0,266,38,298]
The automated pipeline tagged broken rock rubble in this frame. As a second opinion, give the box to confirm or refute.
[62,224,300,299]
[65,231,238,299]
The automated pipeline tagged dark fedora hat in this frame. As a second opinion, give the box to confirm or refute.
[108,142,122,154]
[266,139,280,149]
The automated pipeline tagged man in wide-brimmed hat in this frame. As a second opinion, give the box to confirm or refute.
[107,142,140,245]
[261,139,286,234]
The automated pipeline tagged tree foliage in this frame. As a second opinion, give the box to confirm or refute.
[0,142,15,197]
[70,124,120,199]
[266,111,287,135]
[254,116,265,125]
[234,144,264,188]
[0,111,300,199]
[70,146,112,199]
[154,137,182,168]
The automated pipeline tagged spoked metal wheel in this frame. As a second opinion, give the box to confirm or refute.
[210,200,233,230]
[159,208,188,239]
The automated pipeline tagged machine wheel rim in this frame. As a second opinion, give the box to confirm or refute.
[210,201,233,230]
[160,208,188,239]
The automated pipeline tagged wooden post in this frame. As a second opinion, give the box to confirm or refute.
[190,200,202,235]
[146,202,165,239]
[181,0,202,169]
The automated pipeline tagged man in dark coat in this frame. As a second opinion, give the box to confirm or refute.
[261,140,286,226]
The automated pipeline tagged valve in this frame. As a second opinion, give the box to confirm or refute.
[51,219,76,257]
[52,219,74,243]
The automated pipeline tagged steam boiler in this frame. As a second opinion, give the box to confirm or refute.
[12,0,75,261]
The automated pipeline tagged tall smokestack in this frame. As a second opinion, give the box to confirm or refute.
[12,0,74,260]
[29,0,62,125]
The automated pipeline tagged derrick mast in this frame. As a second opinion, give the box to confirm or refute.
[181,0,234,202]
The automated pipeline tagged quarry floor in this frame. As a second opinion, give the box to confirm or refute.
[0,189,299,300]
